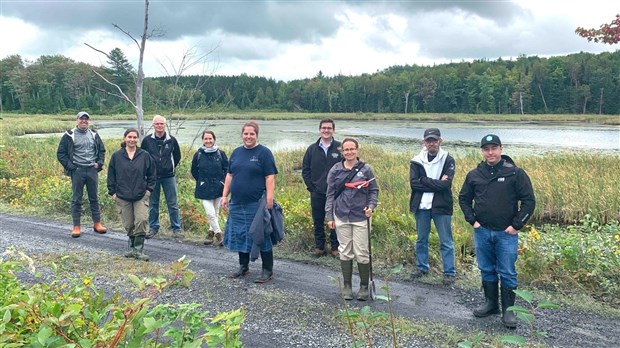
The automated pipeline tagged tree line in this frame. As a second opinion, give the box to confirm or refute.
[1,49,619,115]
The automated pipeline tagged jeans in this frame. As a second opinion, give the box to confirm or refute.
[71,167,101,226]
[414,209,456,275]
[311,192,338,251]
[149,177,181,231]
[473,225,518,288]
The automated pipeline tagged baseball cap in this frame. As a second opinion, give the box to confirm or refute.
[423,128,441,140]
[480,134,502,147]
[76,111,90,120]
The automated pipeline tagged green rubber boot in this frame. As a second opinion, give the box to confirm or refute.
[340,260,353,300]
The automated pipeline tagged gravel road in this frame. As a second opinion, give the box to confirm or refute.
[1,213,618,347]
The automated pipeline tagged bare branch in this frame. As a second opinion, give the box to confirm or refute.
[113,23,141,51]
[91,69,137,108]
[84,43,113,60]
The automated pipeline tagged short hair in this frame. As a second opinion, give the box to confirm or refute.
[341,137,359,149]
[202,130,216,141]
[242,121,259,135]
[319,118,335,130]
[153,115,166,123]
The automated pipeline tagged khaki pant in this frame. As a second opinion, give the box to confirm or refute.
[335,215,370,264]
[116,193,150,237]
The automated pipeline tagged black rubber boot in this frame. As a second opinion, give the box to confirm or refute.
[501,286,518,329]
[357,262,370,301]
[133,235,150,261]
[124,236,136,258]
[473,281,500,317]
[340,260,353,300]
[231,252,250,278]
[255,250,274,284]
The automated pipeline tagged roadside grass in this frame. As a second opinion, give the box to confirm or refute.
[1,130,619,307]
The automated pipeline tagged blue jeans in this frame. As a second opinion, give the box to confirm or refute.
[149,177,181,231]
[473,225,518,288]
[414,210,456,275]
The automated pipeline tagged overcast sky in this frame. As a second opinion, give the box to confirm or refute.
[1,0,618,81]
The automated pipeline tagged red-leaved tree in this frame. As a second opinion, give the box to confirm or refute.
[575,14,620,45]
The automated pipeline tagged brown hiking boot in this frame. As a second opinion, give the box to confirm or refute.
[214,232,224,247]
[330,250,339,258]
[93,222,107,234]
[310,248,326,258]
[203,230,215,245]
[71,226,81,238]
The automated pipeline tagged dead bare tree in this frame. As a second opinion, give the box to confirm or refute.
[85,0,155,138]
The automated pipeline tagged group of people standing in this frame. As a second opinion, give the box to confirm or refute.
[303,120,535,328]
[57,112,535,328]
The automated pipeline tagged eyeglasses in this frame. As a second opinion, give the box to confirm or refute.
[342,148,357,152]
[320,127,333,130]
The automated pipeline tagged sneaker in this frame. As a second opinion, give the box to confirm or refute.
[410,269,428,280]
[443,275,456,286]
[172,229,184,238]
[145,229,159,239]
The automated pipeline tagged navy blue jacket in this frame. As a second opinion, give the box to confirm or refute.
[191,148,228,200]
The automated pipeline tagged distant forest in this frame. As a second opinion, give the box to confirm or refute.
[1,49,619,115]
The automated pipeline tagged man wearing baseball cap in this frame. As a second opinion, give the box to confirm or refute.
[57,111,107,238]
[409,128,456,285]
[458,134,535,329]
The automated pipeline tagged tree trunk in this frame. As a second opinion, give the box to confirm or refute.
[599,88,604,115]
[135,0,149,139]
[404,90,410,114]
[538,84,548,113]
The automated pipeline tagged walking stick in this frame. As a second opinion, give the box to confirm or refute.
[367,215,376,301]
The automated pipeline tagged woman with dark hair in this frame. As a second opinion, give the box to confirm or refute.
[107,128,156,261]
[191,130,229,246]
[326,137,379,301]
[221,121,278,283]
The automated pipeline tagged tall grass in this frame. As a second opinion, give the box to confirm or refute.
[1,133,618,302]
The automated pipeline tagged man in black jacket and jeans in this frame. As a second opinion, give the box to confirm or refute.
[459,134,535,329]
[302,119,342,258]
[142,115,182,238]
[409,128,456,285]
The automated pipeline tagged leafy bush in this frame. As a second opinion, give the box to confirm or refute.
[0,248,245,347]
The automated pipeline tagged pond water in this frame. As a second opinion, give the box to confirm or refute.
[28,119,620,155]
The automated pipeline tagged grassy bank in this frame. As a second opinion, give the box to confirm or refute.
[1,131,619,304]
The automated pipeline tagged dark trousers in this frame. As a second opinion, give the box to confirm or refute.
[311,192,339,251]
[71,166,101,226]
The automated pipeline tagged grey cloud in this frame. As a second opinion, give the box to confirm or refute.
[4,1,343,44]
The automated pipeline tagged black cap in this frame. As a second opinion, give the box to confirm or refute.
[423,128,441,140]
[480,134,502,147]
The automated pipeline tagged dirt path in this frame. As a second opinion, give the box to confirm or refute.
[1,213,617,347]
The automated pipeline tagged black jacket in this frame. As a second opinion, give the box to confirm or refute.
[458,155,535,231]
[409,151,455,215]
[56,128,106,176]
[190,148,228,200]
[107,147,157,202]
[302,138,342,195]
[141,132,181,179]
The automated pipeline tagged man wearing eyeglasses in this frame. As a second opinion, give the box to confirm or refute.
[302,119,342,258]
[57,111,107,238]
[409,128,456,285]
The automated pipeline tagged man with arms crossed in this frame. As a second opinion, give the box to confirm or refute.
[409,128,456,285]
[459,134,535,329]
[302,119,342,258]
[57,111,107,238]
[142,115,182,238]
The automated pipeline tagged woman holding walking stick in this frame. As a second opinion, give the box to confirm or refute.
[326,137,379,301]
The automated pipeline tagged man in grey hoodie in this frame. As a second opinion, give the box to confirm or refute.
[409,128,456,285]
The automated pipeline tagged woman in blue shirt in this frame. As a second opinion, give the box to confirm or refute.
[222,121,278,283]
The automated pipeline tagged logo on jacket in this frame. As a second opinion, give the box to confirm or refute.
[498,177,505,182]
[331,153,339,158]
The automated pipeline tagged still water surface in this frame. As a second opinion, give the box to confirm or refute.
[29,119,620,154]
